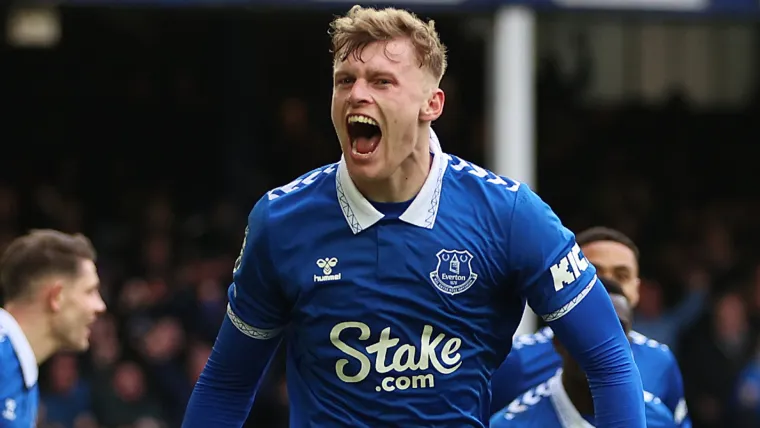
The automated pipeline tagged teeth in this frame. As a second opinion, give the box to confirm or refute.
[347,115,379,126]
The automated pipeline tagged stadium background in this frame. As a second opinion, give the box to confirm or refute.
[1,0,760,427]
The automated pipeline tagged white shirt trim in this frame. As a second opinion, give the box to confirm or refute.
[336,129,448,234]
[542,275,598,323]
[226,303,283,340]
[0,309,38,388]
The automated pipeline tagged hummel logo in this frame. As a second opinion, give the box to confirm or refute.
[315,258,341,282]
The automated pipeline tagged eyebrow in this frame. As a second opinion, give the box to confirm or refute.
[334,66,400,78]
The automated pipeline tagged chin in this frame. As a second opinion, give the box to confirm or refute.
[345,161,388,182]
[64,337,91,352]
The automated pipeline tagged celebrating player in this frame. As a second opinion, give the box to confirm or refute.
[0,229,106,427]
[491,227,690,426]
[490,277,677,428]
[182,6,645,427]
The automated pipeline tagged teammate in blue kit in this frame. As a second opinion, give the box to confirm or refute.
[0,230,106,427]
[491,277,676,428]
[182,6,645,428]
[491,227,690,427]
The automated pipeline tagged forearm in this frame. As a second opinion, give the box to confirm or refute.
[549,283,645,427]
[182,316,283,428]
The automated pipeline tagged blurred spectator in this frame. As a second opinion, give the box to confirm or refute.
[680,292,757,428]
[91,361,165,427]
[633,271,708,347]
[40,354,95,428]
[735,342,760,428]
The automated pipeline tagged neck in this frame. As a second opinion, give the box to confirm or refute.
[561,370,595,416]
[354,128,432,203]
[4,303,58,364]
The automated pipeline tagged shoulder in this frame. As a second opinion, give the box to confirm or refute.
[442,154,523,206]
[629,331,676,360]
[0,325,14,367]
[264,163,339,206]
[644,392,678,428]
[442,154,565,238]
[248,163,340,222]
[0,331,19,389]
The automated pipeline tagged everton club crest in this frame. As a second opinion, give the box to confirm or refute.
[430,249,478,295]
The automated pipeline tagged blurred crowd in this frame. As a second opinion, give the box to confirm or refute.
[2,7,760,428]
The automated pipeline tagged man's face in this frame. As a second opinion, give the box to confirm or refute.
[331,38,443,182]
[610,293,633,334]
[581,240,640,307]
[50,259,106,351]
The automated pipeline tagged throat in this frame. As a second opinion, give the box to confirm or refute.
[353,152,433,203]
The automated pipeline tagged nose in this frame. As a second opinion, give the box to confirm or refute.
[348,79,372,106]
[95,293,107,314]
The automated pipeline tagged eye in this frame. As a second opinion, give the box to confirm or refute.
[376,79,392,86]
[336,77,354,86]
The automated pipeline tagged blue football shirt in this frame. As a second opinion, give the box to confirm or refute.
[225,137,629,427]
[0,309,39,428]
[490,373,676,428]
[491,327,690,426]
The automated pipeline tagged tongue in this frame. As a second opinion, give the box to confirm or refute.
[355,135,381,154]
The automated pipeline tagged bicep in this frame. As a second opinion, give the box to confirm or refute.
[507,184,597,320]
[227,197,290,337]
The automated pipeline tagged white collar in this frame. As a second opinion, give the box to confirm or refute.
[549,371,596,428]
[0,309,38,388]
[336,129,448,234]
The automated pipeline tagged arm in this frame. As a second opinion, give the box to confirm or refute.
[508,184,645,428]
[662,290,707,334]
[182,197,290,428]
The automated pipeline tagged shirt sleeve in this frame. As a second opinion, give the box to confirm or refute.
[227,195,290,338]
[507,183,597,320]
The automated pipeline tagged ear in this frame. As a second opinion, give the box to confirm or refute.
[46,282,65,313]
[631,277,642,307]
[420,88,445,122]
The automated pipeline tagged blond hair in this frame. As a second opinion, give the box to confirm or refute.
[329,5,448,84]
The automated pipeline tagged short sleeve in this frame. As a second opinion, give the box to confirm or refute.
[508,184,597,321]
[226,196,290,340]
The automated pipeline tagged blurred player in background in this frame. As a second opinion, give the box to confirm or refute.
[0,229,106,427]
[491,227,690,427]
[490,277,677,428]
[182,6,645,428]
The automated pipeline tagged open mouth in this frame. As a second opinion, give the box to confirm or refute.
[347,114,382,157]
